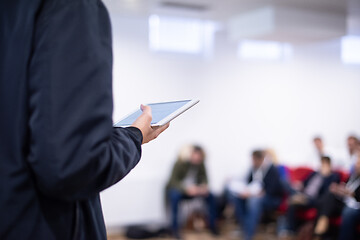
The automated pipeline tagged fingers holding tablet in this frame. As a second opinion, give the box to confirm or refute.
[131,105,169,144]
[115,100,199,144]
[114,100,199,128]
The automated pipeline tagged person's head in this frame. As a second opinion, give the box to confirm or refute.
[320,156,331,174]
[348,135,359,154]
[252,150,265,169]
[348,135,358,152]
[177,145,193,162]
[313,136,324,152]
[265,148,278,165]
[190,145,205,165]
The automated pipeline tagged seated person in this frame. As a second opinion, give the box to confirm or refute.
[314,151,360,240]
[265,148,289,181]
[337,202,360,240]
[166,145,217,239]
[227,150,284,240]
[279,156,340,237]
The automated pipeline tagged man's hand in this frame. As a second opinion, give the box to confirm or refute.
[330,182,353,197]
[239,191,250,199]
[329,182,338,194]
[290,193,308,205]
[292,181,304,191]
[198,184,209,196]
[131,105,169,144]
[186,185,199,196]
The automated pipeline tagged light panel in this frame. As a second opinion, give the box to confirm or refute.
[149,15,216,55]
[341,35,360,64]
[238,40,292,61]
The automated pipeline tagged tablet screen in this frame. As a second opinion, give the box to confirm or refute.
[114,100,192,127]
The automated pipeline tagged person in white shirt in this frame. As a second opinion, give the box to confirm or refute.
[334,135,359,173]
[306,136,333,170]
[346,136,359,171]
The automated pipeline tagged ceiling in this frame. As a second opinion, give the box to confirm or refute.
[103,0,360,35]
[103,0,356,17]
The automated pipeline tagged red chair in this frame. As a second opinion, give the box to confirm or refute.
[297,208,317,220]
[296,170,350,223]
[278,167,360,233]
[276,167,314,215]
[288,167,314,183]
[334,170,350,183]
[289,167,317,221]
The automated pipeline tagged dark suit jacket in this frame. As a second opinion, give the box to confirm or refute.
[247,164,284,198]
[303,172,340,198]
[345,175,360,202]
[0,0,143,239]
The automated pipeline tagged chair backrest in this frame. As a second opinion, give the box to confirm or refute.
[288,167,314,183]
[334,170,350,182]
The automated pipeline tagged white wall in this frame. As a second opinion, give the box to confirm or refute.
[100,14,360,228]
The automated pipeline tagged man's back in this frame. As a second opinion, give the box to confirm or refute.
[0,0,144,239]
[0,1,51,238]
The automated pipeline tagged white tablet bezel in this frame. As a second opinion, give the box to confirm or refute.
[114,99,199,128]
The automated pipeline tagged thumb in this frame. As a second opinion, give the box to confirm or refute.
[139,104,152,125]
[140,104,152,116]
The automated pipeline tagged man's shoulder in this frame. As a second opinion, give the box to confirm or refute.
[45,0,98,4]
[267,164,278,174]
[40,0,100,12]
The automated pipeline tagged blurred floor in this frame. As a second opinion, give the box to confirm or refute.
[108,232,277,240]
[108,220,278,240]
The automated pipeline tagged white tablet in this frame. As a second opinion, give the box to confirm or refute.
[114,99,199,127]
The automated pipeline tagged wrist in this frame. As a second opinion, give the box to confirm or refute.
[126,126,143,143]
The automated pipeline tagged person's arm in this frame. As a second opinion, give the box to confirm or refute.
[264,166,284,197]
[303,172,315,188]
[354,187,360,202]
[320,173,340,196]
[168,161,186,192]
[27,0,166,201]
[199,163,208,185]
[247,171,253,184]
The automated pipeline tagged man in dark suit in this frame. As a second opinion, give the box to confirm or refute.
[228,150,284,240]
[0,0,168,239]
[279,156,340,237]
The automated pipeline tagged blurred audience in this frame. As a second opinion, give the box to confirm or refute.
[313,150,360,240]
[335,135,359,172]
[346,135,359,171]
[314,137,326,158]
[306,136,333,170]
[227,150,284,240]
[166,145,217,239]
[279,156,340,238]
[164,135,359,240]
[265,149,289,180]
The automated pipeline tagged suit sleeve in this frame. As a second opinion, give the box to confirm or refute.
[199,163,208,185]
[27,0,142,201]
[168,162,186,192]
[247,171,252,184]
[354,187,360,202]
[264,166,284,197]
[303,172,315,188]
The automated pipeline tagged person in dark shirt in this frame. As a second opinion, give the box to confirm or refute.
[228,150,284,240]
[279,156,340,237]
[0,1,168,239]
[314,151,360,240]
[166,145,217,239]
